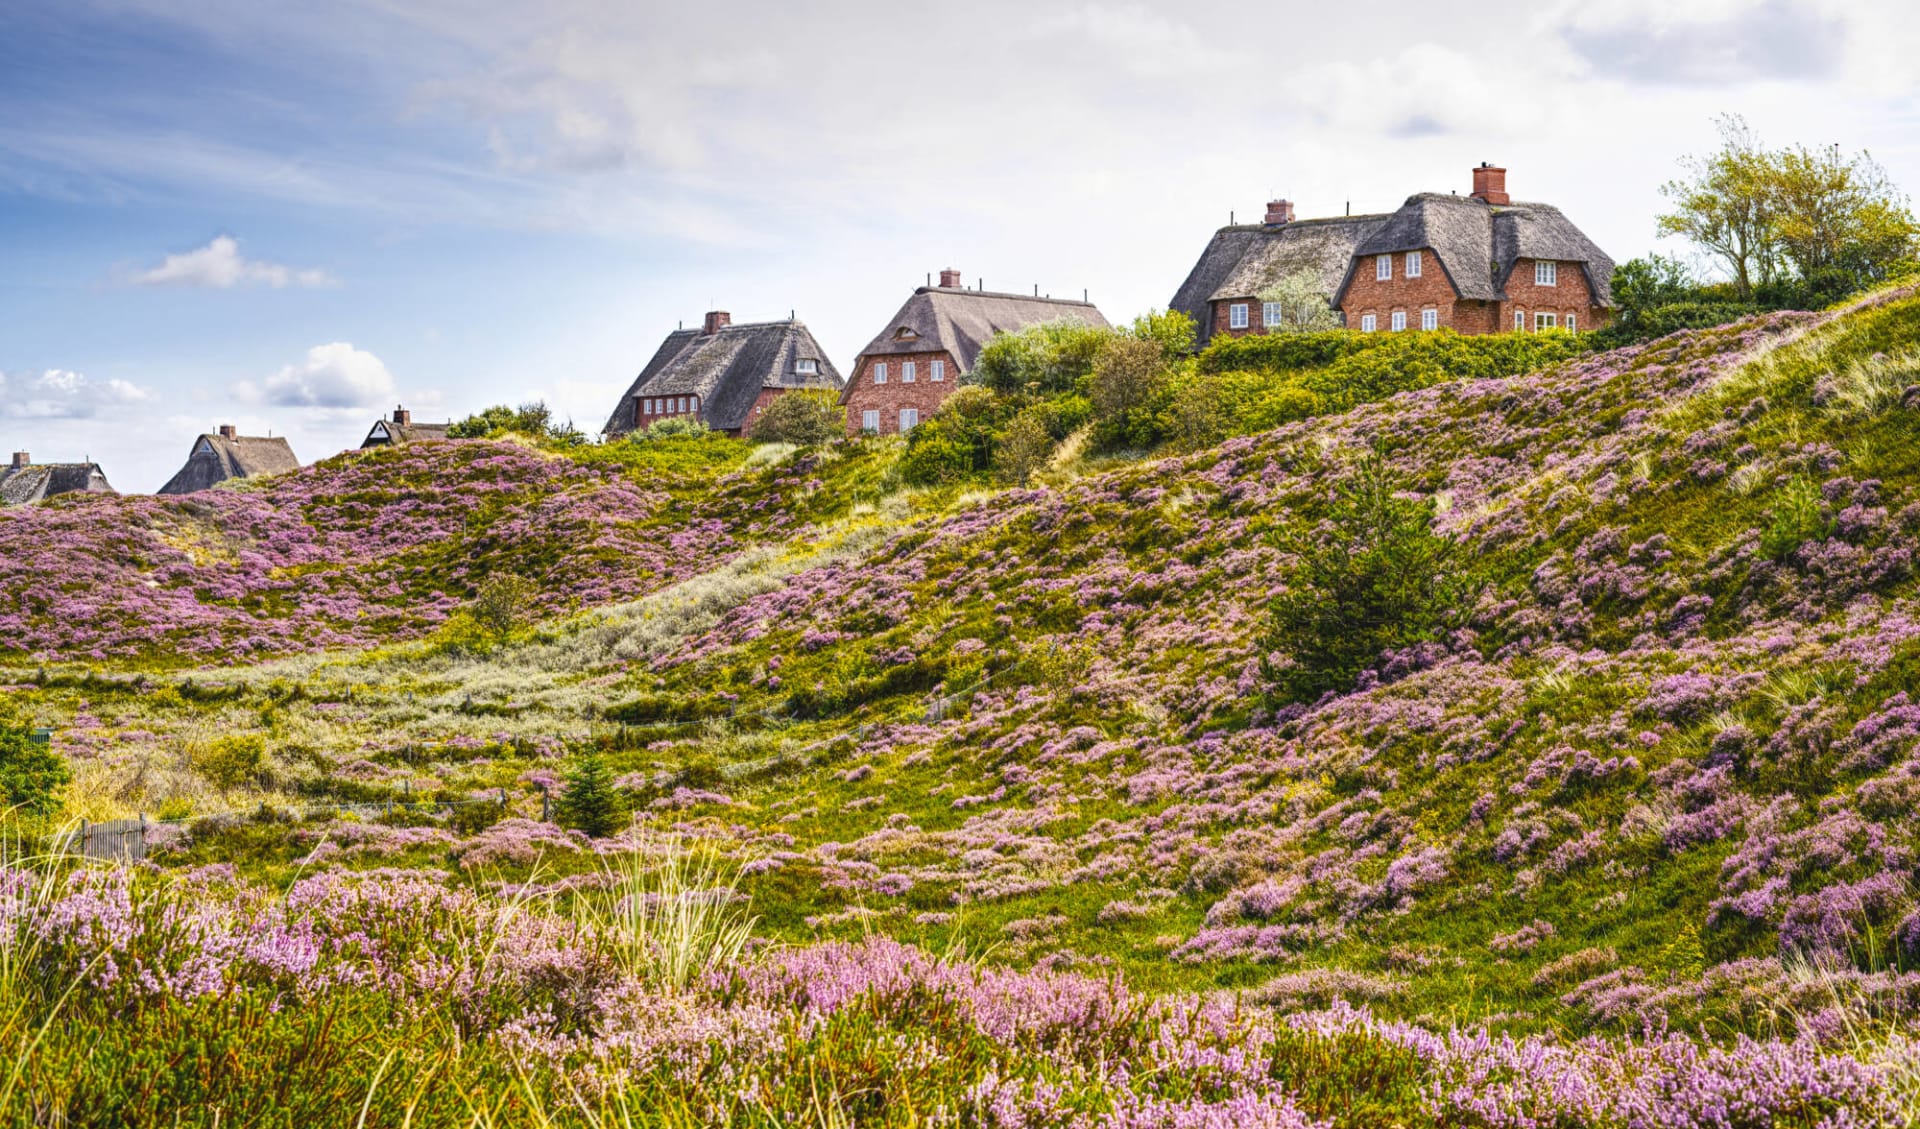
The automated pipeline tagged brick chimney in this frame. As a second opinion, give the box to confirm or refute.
[1264,199,1295,225]
[218,425,237,439]
[938,268,963,289]
[393,405,411,426]
[702,311,731,335]
[1471,162,1509,205]
[10,451,28,470]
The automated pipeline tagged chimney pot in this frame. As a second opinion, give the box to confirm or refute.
[218,425,237,440]
[393,406,411,426]
[1471,163,1509,205]
[702,310,731,335]
[1264,199,1295,225]
[938,268,963,289]
[10,451,28,469]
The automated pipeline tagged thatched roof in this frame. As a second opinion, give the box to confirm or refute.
[157,433,300,496]
[849,286,1110,388]
[362,418,451,448]
[1170,216,1387,347]
[604,319,843,438]
[1336,193,1615,308]
[0,462,114,506]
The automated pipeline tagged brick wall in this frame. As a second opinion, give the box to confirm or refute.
[727,386,814,438]
[1497,259,1611,332]
[1338,248,1467,332]
[632,391,706,432]
[842,350,960,436]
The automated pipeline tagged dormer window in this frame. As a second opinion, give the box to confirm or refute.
[796,358,819,375]
[1535,261,1558,286]
[893,327,918,341]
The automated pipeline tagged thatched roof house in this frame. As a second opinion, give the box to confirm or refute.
[362,406,450,448]
[605,312,843,439]
[1173,164,1615,343]
[157,426,300,495]
[0,451,114,506]
[840,270,1110,436]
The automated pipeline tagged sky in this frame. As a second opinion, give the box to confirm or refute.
[2,0,1917,492]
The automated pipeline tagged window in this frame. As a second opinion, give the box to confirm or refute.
[1262,301,1284,329]
[931,360,945,382]
[1360,314,1377,332]
[1535,312,1558,330]
[1421,308,1438,331]
[874,362,887,384]
[796,359,818,375]
[902,361,916,383]
[899,408,919,432]
[1229,303,1248,329]
[1514,310,1526,331]
[1535,261,1557,286]
[861,410,879,433]
[1391,311,1407,332]
[1406,251,1422,278]
[1376,254,1392,280]
[1566,313,1577,332]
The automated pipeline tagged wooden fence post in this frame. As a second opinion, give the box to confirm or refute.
[540,787,550,823]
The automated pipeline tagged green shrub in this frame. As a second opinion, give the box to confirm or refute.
[555,754,628,838]
[471,573,538,642]
[448,400,586,446]
[0,722,69,816]
[749,390,844,446]
[1760,476,1833,560]
[192,733,266,790]
[639,416,710,440]
[1262,454,1482,702]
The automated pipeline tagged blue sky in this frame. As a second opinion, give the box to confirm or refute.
[3,0,1917,491]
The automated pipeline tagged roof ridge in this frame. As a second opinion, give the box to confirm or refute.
[917,287,1097,307]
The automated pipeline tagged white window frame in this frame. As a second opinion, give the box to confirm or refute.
[796,359,818,375]
[873,362,887,385]
[1421,308,1438,331]
[1229,303,1248,329]
[902,361,916,383]
[1262,301,1283,329]
[899,408,918,432]
[931,360,945,382]
[1566,313,1577,332]
[643,398,654,415]
[1406,250,1422,278]
[861,409,879,433]
[1515,310,1526,331]
[1360,314,1377,332]
[1535,261,1557,286]
[1391,311,1407,332]
[1376,254,1392,280]
[1535,312,1558,330]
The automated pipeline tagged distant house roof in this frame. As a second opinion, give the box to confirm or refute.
[1169,215,1388,347]
[1335,193,1616,309]
[362,410,451,448]
[0,461,115,506]
[845,286,1110,395]
[605,318,843,438]
[157,431,301,496]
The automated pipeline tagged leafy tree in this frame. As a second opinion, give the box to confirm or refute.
[992,413,1054,486]
[1255,270,1342,333]
[1128,308,1197,357]
[471,573,538,642]
[1659,115,1781,301]
[1261,454,1481,702]
[749,390,843,447]
[1089,335,1174,448]
[555,754,628,838]
[971,321,1113,395]
[1767,142,1919,298]
[448,401,586,446]
[0,723,68,817]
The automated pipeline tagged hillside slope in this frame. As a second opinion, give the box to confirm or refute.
[10,287,1920,1043]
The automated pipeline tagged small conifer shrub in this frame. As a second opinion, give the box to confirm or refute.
[555,754,629,838]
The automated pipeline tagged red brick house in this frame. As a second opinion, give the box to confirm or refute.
[1172,165,1613,343]
[841,270,1110,436]
[604,312,843,439]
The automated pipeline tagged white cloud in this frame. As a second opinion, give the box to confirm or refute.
[0,368,153,420]
[130,235,336,289]
[244,343,397,408]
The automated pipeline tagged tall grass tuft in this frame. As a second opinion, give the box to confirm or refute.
[576,838,757,991]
